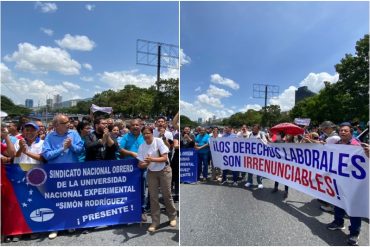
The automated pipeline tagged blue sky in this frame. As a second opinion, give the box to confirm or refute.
[180,1,369,121]
[1,1,179,106]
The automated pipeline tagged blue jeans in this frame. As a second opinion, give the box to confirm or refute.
[197,152,209,180]
[247,173,262,185]
[334,206,362,236]
[222,170,239,182]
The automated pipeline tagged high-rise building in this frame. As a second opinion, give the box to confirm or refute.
[295,86,316,105]
[25,99,33,108]
[46,99,53,109]
[198,118,203,124]
[53,94,62,109]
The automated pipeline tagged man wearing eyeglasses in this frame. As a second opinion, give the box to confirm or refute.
[41,114,84,239]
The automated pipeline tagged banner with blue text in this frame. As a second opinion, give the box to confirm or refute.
[2,159,141,235]
[180,148,198,183]
[209,138,369,218]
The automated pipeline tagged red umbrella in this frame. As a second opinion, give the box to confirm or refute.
[270,123,304,136]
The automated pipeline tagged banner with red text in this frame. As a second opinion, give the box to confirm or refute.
[209,138,369,218]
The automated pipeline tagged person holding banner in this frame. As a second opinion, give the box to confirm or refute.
[220,126,239,186]
[271,132,291,198]
[326,122,363,246]
[119,119,148,222]
[137,126,177,233]
[195,127,210,182]
[42,114,84,239]
[245,124,267,189]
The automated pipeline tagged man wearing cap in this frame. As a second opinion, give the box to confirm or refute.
[316,121,341,213]
[14,122,44,164]
[327,122,363,246]
[319,121,341,144]
[42,114,84,240]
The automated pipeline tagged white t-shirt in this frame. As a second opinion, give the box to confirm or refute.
[14,139,44,164]
[137,137,169,171]
[326,135,341,144]
[248,131,268,143]
[153,128,174,141]
[237,131,251,138]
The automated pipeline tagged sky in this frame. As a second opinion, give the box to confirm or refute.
[180,1,369,122]
[1,1,179,106]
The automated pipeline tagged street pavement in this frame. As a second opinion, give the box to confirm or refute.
[180,178,369,246]
[2,201,179,246]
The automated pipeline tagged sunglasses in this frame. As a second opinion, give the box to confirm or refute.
[59,121,69,125]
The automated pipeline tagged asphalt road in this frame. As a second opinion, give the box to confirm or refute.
[180,178,369,246]
[2,201,179,246]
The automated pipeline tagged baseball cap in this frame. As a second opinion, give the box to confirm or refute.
[24,122,39,131]
[319,121,336,129]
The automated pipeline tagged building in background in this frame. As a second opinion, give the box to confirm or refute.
[25,99,33,108]
[53,94,62,109]
[295,86,316,105]
[46,98,53,110]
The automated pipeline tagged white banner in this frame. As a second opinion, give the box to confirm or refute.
[294,118,311,126]
[90,104,113,114]
[210,137,369,218]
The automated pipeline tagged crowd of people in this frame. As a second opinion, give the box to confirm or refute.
[1,112,179,242]
[180,121,369,246]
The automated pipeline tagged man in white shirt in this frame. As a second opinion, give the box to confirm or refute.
[245,124,266,189]
[237,124,250,138]
[14,122,44,164]
[153,116,173,148]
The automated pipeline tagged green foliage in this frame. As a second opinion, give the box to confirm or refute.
[49,78,178,118]
[180,115,198,129]
[291,34,369,123]
[1,95,31,116]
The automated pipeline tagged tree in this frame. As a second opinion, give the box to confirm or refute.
[291,34,369,124]
[180,115,198,129]
[1,95,31,116]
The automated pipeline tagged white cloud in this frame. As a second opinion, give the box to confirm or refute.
[81,76,94,82]
[206,85,232,98]
[1,64,85,105]
[83,63,93,70]
[269,86,298,111]
[56,34,96,51]
[195,86,201,92]
[239,104,262,112]
[1,63,15,84]
[85,4,95,11]
[4,42,81,75]
[180,100,235,122]
[180,100,214,122]
[161,68,179,79]
[210,73,240,90]
[99,70,156,89]
[197,94,223,108]
[35,2,57,13]
[180,49,191,66]
[62,81,80,90]
[40,27,54,36]
[299,72,339,93]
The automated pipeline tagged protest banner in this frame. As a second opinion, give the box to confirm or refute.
[180,148,198,183]
[294,118,311,126]
[209,137,369,218]
[1,159,141,236]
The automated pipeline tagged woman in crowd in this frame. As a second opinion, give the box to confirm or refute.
[137,126,177,233]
